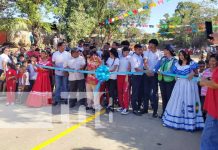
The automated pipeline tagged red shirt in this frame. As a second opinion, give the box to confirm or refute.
[204,67,218,119]
[6,69,17,83]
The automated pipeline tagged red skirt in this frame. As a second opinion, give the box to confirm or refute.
[26,70,52,108]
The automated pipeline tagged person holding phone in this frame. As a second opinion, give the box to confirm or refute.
[200,32,218,150]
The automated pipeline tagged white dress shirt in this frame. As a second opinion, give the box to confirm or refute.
[52,51,71,76]
[143,50,163,71]
[130,53,143,75]
[63,56,85,81]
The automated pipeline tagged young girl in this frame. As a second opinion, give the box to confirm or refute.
[6,63,17,105]
[200,54,218,121]
[162,50,204,131]
[117,47,131,115]
[19,66,30,103]
[21,66,30,91]
[106,48,119,112]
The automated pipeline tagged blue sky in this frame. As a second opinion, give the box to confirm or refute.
[143,0,200,33]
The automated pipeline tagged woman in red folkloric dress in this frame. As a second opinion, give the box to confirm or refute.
[26,50,52,107]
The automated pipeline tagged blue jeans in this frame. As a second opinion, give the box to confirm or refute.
[54,75,68,103]
[201,114,218,150]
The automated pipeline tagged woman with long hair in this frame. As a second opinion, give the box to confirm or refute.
[86,50,102,113]
[26,50,52,107]
[162,50,204,131]
[154,45,177,117]
[106,48,119,112]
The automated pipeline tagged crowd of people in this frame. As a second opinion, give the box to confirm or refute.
[0,38,218,133]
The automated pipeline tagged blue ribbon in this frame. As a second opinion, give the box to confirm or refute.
[37,65,200,95]
[160,71,200,82]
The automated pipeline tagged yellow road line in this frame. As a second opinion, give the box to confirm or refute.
[32,110,105,150]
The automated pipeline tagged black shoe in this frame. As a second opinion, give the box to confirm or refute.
[64,101,68,105]
[69,103,76,108]
[52,102,59,106]
[140,110,148,114]
[106,106,114,113]
[86,107,92,110]
[92,109,95,113]
[159,113,163,119]
[152,113,158,118]
[133,110,142,116]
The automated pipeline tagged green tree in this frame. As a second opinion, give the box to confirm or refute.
[158,1,218,48]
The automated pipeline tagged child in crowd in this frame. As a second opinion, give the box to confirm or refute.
[18,66,30,103]
[28,56,38,90]
[198,60,206,77]
[106,48,119,112]
[198,60,206,96]
[200,54,218,121]
[5,63,17,105]
[117,47,131,115]
[20,66,30,92]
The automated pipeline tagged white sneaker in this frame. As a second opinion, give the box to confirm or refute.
[121,109,129,115]
[6,102,10,106]
[117,107,123,112]
[11,102,15,105]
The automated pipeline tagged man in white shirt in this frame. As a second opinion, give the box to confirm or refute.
[142,39,162,118]
[0,46,12,92]
[130,44,144,116]
[64,48,86,108]
[52,41,71,105]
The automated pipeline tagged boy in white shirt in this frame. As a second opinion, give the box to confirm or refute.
[143,39,162,118]
[64,48,86,108]
[130,44,144,116]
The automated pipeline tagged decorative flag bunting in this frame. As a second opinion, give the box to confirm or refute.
[158,0,164,5]
[120,21,218,30]
[100,0,170,26]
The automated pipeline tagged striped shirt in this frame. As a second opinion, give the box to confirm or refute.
[201,68,213,96]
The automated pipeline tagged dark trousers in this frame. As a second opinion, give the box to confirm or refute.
[131,75,143,111]
[0,69,4,92]
[29,80,35,90]
[108,79,117,107]
[200,96,207,121]
[68,79,86,107]
[143,74,159,114]
[159,80,175,115]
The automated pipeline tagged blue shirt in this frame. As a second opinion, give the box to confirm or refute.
[154,56,177,73]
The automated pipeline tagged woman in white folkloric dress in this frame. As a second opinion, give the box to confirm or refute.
[162,50,204,131]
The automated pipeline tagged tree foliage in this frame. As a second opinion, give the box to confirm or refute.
[158,1,218,48]
[0,0,150,46]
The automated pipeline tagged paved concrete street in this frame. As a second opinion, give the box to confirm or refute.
[0,97,202,150]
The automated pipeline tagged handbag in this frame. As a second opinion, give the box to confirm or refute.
[0,72,6,81]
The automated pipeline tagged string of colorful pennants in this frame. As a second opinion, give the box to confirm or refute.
[155,30,206,35]
[121,21,218,29]
[99,0,172,26]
